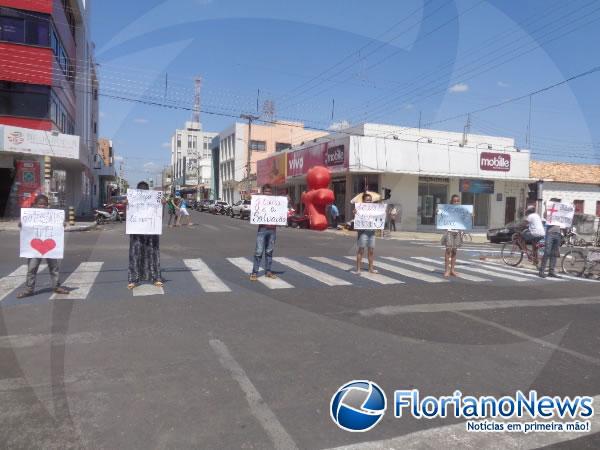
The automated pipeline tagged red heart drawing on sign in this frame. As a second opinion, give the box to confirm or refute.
[30,239,56,255]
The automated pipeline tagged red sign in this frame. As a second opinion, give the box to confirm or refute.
[257,153,286,186]
[480,152,511,172]
[287,143,348,177]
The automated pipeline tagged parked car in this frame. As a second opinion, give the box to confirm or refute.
[486,221,521,243]
[200,200,214,212]
[209,201,229,215]
[230,200,251,219]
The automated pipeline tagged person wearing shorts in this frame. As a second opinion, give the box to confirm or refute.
[442,195,463,277]
[355,193,377,274]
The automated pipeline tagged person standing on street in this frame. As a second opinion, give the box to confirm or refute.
[539,198,562,278]
[17,194,70,298]
[355,193,377,274]
[442,195,463,277]
[167,195,177,227]
[127,181,165,289]
[330,203,339,229]
[250,184,278,281]
[389,204,398,232]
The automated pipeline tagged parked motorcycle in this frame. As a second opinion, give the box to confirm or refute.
[287,208,309,228]
[95,205,122,225]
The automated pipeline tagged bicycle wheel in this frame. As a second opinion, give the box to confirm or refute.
[462,232,473,243]
[502,242,524,266]
[561,250,586,276]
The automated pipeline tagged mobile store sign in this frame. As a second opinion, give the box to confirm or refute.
[287,143,348,177]
[1,125,79,160]
[480,152,511,172]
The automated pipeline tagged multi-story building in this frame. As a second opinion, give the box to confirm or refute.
[217,120,327,204]
[0,0,98,216]
[169,121,216,198]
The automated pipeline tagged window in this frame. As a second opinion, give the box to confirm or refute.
[276,142,290,152]
[250,140,266,151]
[188,135,193,149]
[596,201,600,217]
[192,135,197,149]
[0,8,49,46]
[49,27,73,82]
[0,82,50,119]
[49,92,74,133]
[177,134,181,148]
[574,200,584,214]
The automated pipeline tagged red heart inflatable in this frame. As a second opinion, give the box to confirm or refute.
[30,239,56,255]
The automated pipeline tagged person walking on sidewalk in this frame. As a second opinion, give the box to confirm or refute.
[539,198,562,279]
[17,194,69,298]
[250,184,278,281]
[355,193,377,274]
[127,181,165,289]
[330,203,339,229]
[389,204,398,232]
[442,195,463,277]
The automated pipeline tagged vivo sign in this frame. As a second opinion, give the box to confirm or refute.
[480,152,511,172]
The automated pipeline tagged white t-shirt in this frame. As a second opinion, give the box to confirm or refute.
[527,213,546,237]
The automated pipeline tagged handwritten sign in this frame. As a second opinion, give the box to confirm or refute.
[355,203,387,230]
[126,189,163,235]
[436,204,473,230]
[546,201,575,228]
[250,195,288,226]
[20,208,65,258]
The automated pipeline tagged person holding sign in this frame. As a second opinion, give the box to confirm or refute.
[127,181,166,289]
[250,184,286,281]
[440,195,464,278]
[17,194,69,298]
[354,193,381,274]
[539,198,569,278]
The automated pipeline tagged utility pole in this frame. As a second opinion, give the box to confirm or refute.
[462,113,471,146]
[241,113,259,194]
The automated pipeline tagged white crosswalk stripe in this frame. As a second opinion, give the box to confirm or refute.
[184,258,231,292]
[311,257,402,285]
[227,257,294,289]
[346,257,446,283]
[413,257,531,282]
[474,260,563,281]
[132,284,164,296]
[0,264,47,302]
[383,257,490,282]
[274,257,351,286]
[51,262,104,300]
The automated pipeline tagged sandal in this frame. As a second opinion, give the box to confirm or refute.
[265,272,277,279]
[16,290,34,299]
[249,273,258,281]
[153,281,164,287]
[53,287,69,295]
[127,283,137,290]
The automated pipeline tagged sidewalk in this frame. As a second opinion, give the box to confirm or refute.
[325,228,489,243]
[0,220,97,232]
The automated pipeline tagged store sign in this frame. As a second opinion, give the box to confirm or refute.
[1,125,79,159]
[287,143,348,177]
[480,152,511,172]
[459,179,495,194]
[257,153,287,186]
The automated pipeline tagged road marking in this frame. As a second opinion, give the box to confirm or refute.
[224,224,241,231]
[383,257,489,282]
[474,260,563,281]
[203,224,219,231]
[227,257,294,289]
[358,295,600,317]
[0,332,99,349]
[324,396,600,450]
[455,311,600,365]
[346,256,445,283]
[274,257,351,286]
[209,339,298,450]
[311,257,402,285]
[0,264,47,302]
[132,284,164,296]
[51,262,104,300]
[560,273,600,283]
[183,258,231,293]
[414,257,530,282]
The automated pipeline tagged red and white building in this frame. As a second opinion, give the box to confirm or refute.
[0,0,99,216]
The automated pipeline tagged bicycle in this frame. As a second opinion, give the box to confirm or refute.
[501,231,545,267]
[561,248,600,279]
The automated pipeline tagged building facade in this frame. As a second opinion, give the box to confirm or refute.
[0,0,99,216]
[217,120,326,204]
[257,123,533,230]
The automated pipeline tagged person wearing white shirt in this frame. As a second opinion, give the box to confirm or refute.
[521,206,545,264]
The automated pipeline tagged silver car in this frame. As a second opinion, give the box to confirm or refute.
[230,200,251,219]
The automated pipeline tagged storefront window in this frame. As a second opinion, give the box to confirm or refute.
[352,175,379,196]
[461,192,490,227]
[418,177,448,226]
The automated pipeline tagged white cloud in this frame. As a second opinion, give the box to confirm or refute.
[329,120,350,131]
[99,111,106,118]
[449,83,469,93]
[497,81,510,88]
[403,103,414,110]
[162,142,171,148]
[134,118,149,124]
[114,155,124,162]
[143,162,160,172]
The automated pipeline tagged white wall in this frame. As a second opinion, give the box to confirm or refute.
[543,182,600,217]
[381,174,419,230]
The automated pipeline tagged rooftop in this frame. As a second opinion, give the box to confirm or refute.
[530,160,600,184]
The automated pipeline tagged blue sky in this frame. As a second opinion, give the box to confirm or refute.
[91,0,600,184]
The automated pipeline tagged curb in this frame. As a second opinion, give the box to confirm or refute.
[0,223,97,233]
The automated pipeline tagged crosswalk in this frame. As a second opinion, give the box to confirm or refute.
[0,255,596,303]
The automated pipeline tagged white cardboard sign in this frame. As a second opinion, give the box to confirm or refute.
[354,203,387,230]
[20,208,65,259]
[126,189,164,235]
[546,201,575,228]
[250,195,288,226]
[436,204,474,230]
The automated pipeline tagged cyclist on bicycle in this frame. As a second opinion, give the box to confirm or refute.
[520,205,545,263]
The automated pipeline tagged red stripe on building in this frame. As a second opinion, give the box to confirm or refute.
[0,116,53,130]
[0,43,53,85]
[0,0,53,14]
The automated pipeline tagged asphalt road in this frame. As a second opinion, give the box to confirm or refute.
[0,210,599,449]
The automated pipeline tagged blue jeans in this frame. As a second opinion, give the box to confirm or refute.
[252,228,276,274]
[540,231,561,274]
